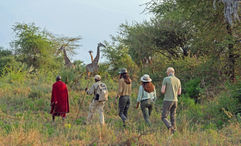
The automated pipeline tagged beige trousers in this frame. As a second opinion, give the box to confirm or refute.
[87,99,105,125]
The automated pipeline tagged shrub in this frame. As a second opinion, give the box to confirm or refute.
[0,61,28,84]
[183,78,201,103]
[228,79,241,103]
[178,95,204,125]
[204,94,241,129]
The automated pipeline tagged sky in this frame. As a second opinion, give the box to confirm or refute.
[0,0,151,64]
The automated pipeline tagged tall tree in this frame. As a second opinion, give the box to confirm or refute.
[11,23,61,70]
[145,0,241,81]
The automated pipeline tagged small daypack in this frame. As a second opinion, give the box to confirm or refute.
[96,83,108,101]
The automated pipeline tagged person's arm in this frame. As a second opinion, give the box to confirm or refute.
[178,80,181,95]
[161,85,166,94]
[117,79,123,98]
[136,86,143,108]
[178,87,181,95]
[161,78,166,94]
[87,84,95,95]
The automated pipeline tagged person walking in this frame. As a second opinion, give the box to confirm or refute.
[161,67,181,134]
[50,76,69,122]
[136,74,156,126]
[85,75,108,125]
[116,68,132,127]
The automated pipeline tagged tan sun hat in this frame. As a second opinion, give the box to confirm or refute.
[141,74,152,82]
[94,75,101,80]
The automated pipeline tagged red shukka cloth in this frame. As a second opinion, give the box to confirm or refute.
[50,81,69,117]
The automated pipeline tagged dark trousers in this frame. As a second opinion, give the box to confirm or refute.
[141,99,153,126]
[161,101,177,129]
[119,96,130,122]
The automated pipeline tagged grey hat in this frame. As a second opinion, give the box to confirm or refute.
[141,74,152,82]
[119,68,128,74]
[94,75,101,80]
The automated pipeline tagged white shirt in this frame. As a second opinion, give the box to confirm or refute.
[137,85,156,102]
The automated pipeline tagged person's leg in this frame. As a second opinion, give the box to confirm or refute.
[161,101,173,129]
[86,100,97,124]
[52,115,55,122]
[119,96,128,122]
[98,102,105,125]
[141,100,151,126]
[148,100,153,117]
[61,113,66,122]
[123,96,130,119]
[170,101,177,131]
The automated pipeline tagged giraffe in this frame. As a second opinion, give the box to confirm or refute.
[86,42,105,78]
[88,50,94,63]
[58,45,75,68]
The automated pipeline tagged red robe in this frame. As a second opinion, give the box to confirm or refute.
[50,81,69,117]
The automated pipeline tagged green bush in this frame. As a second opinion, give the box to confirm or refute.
[178,95,204,124]
[183,78,201,103]
[204,94,241,129]
[0,61,28,84]
[228,79,241,103]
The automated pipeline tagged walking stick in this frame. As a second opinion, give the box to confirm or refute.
[75,82,90,120]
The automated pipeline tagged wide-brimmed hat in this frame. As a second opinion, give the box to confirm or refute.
[141,74,152,82]
[119,68,128,74]
[94,75,101,80]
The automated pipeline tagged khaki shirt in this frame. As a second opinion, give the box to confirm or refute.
[117,78,132,96]
[162,74,181,101]
[87,81,102,95]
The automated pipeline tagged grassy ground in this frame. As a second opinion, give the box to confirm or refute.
[0,78,240,145]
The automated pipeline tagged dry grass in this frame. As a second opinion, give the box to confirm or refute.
[0,78,241,145]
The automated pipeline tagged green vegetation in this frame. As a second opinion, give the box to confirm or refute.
[0,1,241,145]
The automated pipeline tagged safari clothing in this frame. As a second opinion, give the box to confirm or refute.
[87,81,102,97]
[86,81,106,125]
[87,99,105,125]
[162,74,181,101]
[137,85,156,126]
[162,74,181,130]
[118,95,130,122]
[137,85,156,102]
[162,101,177,129]
[117,78,132,97]
[117,78,132,124]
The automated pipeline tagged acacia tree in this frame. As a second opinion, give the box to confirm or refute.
[11,23,60,70]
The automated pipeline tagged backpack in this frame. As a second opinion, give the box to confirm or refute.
[96,83,108,101]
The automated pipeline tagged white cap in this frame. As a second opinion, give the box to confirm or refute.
[94,75,101,80]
